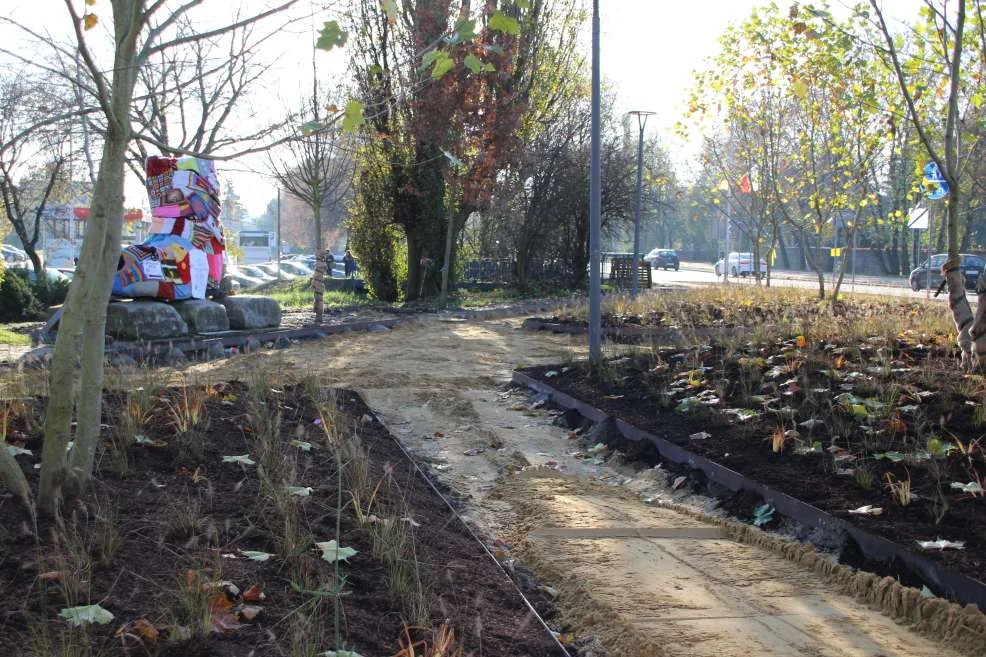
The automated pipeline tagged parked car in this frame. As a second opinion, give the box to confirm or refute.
[255,262,299,279]
[643,248,680,271]
[225,266,266,289]
[909,253,986,291]
[715,252,767,277]
[240,264,276,282]
[1,244,29,267]
[7,267,70,285]
[279,261,314,277]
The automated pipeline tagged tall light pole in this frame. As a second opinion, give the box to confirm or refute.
[628,110,655,299]
[276,188,282,280]
[588,0,602,364]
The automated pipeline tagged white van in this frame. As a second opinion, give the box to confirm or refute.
[715,252,767,277]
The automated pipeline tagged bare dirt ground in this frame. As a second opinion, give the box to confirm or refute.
[74,316,975,655]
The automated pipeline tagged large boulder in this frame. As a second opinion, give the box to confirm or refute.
[106,301,189,341]
[172,299,230,333]
[220,295,281,330]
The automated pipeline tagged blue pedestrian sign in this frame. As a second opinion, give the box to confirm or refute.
[923,162,949,200]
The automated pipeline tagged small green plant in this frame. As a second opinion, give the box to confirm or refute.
[163,496,207,543]
[167,384,208,463]
[973,404,986,428]
[172,569,215,639]
[168,385,207,434]
[854,466,874,491]
[884,471,912,507]
[752,503,775,527]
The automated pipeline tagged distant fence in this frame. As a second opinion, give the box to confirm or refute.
[461,254,644,285]
[461,258,570,284]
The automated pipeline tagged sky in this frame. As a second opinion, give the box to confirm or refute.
[4,0,923,218]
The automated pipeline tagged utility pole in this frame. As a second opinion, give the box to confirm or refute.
[589,0,602,363]
[628,110,655,299]
[276,188,282,280]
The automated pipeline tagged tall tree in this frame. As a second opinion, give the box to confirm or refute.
[0,73,74,279]
[348,0,565,299]
[868,0,986,367]
[0,0,300,515]
[270,90,354,322]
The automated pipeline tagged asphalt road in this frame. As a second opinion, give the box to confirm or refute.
[646,261,971,302]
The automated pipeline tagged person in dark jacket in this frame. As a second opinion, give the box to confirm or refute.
[343,249,356,278]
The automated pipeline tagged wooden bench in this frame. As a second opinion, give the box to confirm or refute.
[609,256,651,289]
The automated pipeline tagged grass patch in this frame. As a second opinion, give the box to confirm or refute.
[250,276,377,310]
[554,286,955,338]
[0,325,31,346]
[451,284,574,308]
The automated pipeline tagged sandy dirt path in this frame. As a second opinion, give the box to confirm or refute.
[177,315,969,657]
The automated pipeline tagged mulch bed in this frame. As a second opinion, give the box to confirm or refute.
[0,383,562,656]
[519,337,986,591]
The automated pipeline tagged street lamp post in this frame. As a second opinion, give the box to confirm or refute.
[276,188,282,280]
[588,0,602,364]
[628,110,655,299]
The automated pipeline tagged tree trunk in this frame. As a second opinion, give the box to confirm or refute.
[405,229,422,301]
[890,227,900,276]
[40,0,142,513]
[515,243,530,288]
[777,230,791,269]
[440,204,454,300]
[312,202,324,323]
[402,144,446,301]
[8,219,44,281]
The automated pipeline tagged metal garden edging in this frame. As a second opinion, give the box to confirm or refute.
[511,370,986,611]
[367,407,572,657]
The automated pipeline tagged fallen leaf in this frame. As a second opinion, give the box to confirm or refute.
[239,605,263,621]
[287,486,313,497]
[848,505,883,516]
[950,481,984,494]
[240,550,273,561]
[211,611,243,633]
[242,584,266,602]
[222,454,255,466]
[315,540,358,563]
[916,538,965,551]
[211,592,234,614]
[38,570,63,581]
[689,431,711,440]
[672,475,687,490]
[59,604,114,626]
[463,447,485,456]
[115,618,159,643]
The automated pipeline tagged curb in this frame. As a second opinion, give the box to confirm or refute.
[511,370,986,612]
[14,318,406,368]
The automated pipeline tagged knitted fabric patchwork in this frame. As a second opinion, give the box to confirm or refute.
[114,156,225,301]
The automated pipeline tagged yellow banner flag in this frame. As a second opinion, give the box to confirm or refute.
[830,247,841,257]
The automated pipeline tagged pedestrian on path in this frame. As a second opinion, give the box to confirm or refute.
[343,249,356,278]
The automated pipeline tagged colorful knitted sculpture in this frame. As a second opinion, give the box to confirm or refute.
[113,156,226,300]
